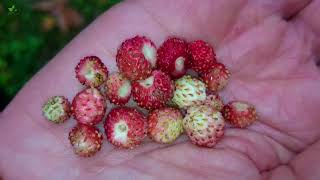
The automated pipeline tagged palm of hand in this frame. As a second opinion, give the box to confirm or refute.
[1,0,320,179]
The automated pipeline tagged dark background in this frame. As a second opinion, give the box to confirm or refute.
[0,0,121,110]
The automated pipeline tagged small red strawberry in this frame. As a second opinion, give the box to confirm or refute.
[188,40,217,74]
[68,124,103,157]
[148,107,184,144]
[104,107,147,149]
[116,36,157,81]
[105,73,131,105]
[75,56,108,87]
[222,101,258,128]
[132,70,174,110]
[201,63,230,93]
[183,105,225,147]
[204,94,224,111]
[42,96,70,124]
[71,88,106,125]
[157,37,189,79]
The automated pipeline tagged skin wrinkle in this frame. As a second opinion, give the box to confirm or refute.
[95,140,187,169]
[261,135,293,165]
[249,122,303,153]
[219,0,289,47]
[144,154,207,179]
[295,20,320,65]
[221,132,281,171]
[124,157,179,179]
[90,142,181,176]
[145,147,249,179]
[263,165,297,180]
[256,30,312,78]
[277,87,315,142]
[217,0,248,47]
[216,146,260,173]
[243,21,286,75]
[219,16,287,73]
[286,164,299,180]
[203,1,246,46]
[211,1,248,47]
[254,130,293,165]
[214,147,261,178]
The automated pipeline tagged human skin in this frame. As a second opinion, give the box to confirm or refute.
[1,0,320,179]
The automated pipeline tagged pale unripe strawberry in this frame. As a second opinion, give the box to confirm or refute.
[172,75,206,108]
[148,107,184,144]
[42,96,71,124]
[183,105,225,147]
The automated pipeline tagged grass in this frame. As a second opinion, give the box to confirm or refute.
[0,0,121,110]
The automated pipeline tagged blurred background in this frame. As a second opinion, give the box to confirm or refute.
[0,0,121,111]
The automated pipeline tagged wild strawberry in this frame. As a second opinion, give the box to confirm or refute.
[75,56,108,87]
[156,37,189,79]
[188,40,216,74]
[68,124,103,157]
[104,107,147,149]
[222,101,258,128]
[172,75,206,109]
[42,96,70,124]
[204,94,224,111]
[116,36,157,81]
[200,63,230,93]
[183,105,225,147]
[148,107,184,144]
[132,70,174,110]
[105,73,131,105]
[71,88,106,125]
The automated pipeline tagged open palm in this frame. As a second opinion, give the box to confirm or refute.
[1,0,320,179]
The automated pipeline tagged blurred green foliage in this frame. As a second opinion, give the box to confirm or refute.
[0,0,121,110]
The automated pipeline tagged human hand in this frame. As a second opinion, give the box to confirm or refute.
[1,0,320,179]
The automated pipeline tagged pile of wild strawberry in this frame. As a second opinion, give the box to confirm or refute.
[42,36,258,157]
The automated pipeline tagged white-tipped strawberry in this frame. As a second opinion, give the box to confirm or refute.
[172,75,206,109]
[71,88,106,125]
[132,70,174,110]
[183,105,225,147]
[156,37,190,79]
[75,56,108,87]
[222,101,258,128]
[69,124,103,157]
[104,107,147,149]
[105,73,131,105]
[116,36,157,81]
[204,94,224,111]
[200,63,230,93]
[42,96,70,124]
[148,107,184,144]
